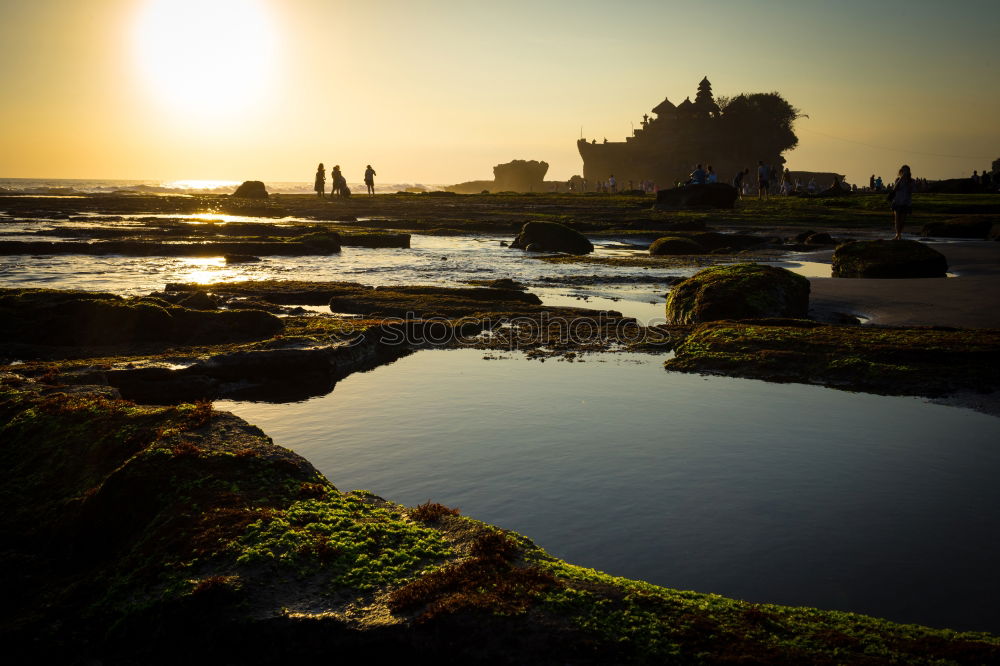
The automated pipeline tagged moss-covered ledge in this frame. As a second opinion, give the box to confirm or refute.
[665,320,1000,398]
[1,377,997,664]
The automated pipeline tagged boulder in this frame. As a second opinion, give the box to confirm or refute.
[179,291,218,310]
[793,230,816,243]
[648,236,703,255]
[831,240,948,278]
[510,222,593,255]
[665,263,810,324]
[654,183,738,209]
[231,181,269,199]
[920,217,994,239]
[804,232,837,245]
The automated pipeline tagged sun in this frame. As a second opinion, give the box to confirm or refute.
[133,0,277,116]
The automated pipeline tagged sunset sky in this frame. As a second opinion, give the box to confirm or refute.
[1,0,998,185]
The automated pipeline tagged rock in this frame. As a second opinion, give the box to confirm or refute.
[831,240,948,278]
[654,183,739,209]
[467,278,527,290]
[648,236,703,255]
[794,230,816,243]
[231,181,269,199]
[920,217,994,239]
[297,231,343,252]
[179,291,218,311]
[0,288,283,346]
[328,284,545,319]
[804,232,836,245]
[224,254,261,264]
[510,222,594,255]
[492,159,549,192]
[665,263,810,324]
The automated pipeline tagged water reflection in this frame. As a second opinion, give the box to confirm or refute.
[218,349,1000,632]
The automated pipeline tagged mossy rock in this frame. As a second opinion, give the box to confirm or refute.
[0,288,283,346]
[328,284,544,318]
[510,221,593,255]
[920,217,994,239]
[665,263,810,324]
[297,231,342,252]
[831,240,948,278]
[648,236,703,256]
[231,180,269,199]
[804,232,836,245]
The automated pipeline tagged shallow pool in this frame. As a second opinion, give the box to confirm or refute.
[218,348,1000,633]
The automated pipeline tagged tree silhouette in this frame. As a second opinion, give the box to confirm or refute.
[718,92,800,168]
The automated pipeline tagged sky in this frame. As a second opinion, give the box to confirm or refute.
[1,0,998,185]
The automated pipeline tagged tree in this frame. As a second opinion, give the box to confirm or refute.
[718,92,801,165]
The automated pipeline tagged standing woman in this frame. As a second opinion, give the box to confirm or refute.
[890,164,914,240]
[364,164,376,197]
[314,163,326,198]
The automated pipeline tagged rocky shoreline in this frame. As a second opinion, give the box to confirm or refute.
[4,375,999,664]
[2,190,1000,661]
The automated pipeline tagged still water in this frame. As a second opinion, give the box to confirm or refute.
[218,348,1000,633]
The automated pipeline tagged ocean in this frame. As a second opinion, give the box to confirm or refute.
[0,177,439,196]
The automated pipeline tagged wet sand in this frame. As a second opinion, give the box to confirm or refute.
[806,241,1000,328]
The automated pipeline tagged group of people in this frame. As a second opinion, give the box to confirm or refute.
[687,164,719,186]
[971,169,995,189]
[314,163,377,198]
[685,161,783,200]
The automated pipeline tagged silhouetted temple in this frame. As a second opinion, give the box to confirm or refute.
[578,77,795,186]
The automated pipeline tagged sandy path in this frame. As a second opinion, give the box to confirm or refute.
[805,241,1000,328]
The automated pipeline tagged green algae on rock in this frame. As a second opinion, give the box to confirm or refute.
[831,239,948,278]
[665,320,1000,397]
[2,377,998,664]
[0,288,283,346]
[665,263,810,324]
[648,236,704,255]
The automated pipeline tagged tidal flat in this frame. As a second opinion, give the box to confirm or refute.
[2,190,1000,662]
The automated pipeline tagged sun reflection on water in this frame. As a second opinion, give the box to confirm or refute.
[178,257,230,284]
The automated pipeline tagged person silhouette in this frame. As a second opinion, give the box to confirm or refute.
[756,161,770,200]
[314,163,326,198]
[890,164,914,240]
[364,165,376,197]
[330,165,343,197]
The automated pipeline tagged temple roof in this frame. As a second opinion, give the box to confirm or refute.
[676,96,694,111]
[651,96,676,115]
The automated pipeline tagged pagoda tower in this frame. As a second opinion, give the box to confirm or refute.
[694,76,720,116]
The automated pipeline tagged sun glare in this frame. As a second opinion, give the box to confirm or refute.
[133,0,277,117]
